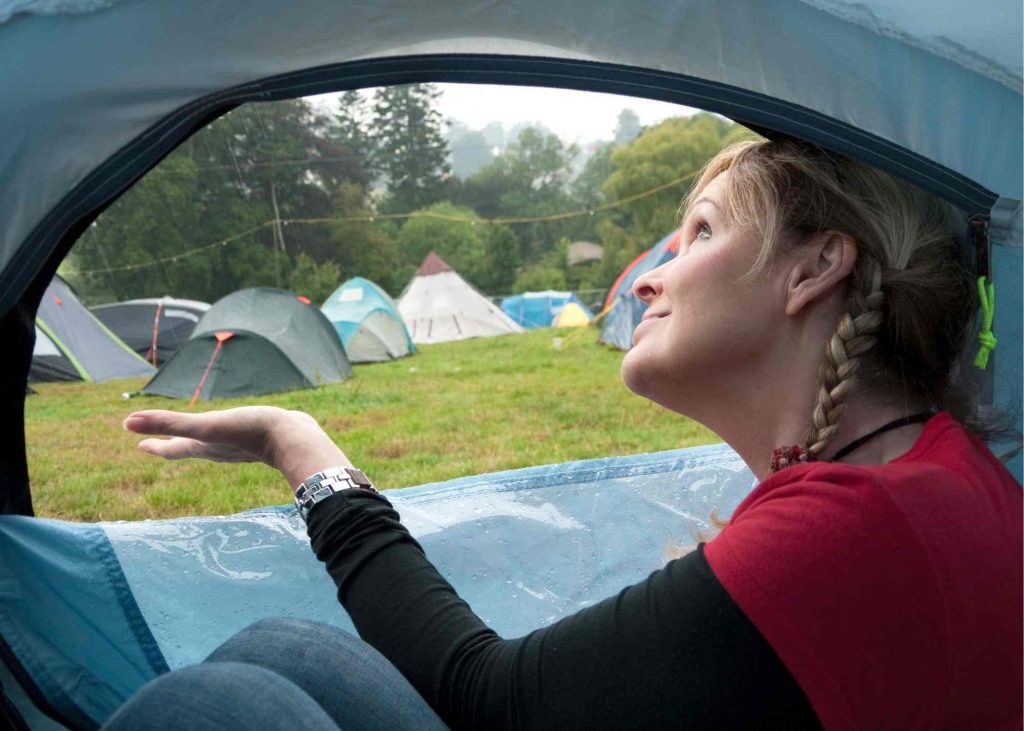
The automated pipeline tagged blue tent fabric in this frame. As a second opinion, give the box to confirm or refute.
[500,291,594,329]
[600,231,680,351]
[0,443,751,727]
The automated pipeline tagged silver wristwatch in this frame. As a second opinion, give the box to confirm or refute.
[294,466,377,522]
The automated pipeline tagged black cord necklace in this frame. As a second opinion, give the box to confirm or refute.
[829,412,933,463]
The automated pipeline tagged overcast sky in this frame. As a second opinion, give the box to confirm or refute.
[308,83,697,143]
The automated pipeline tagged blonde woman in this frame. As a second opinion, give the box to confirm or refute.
[107,140,1022,730]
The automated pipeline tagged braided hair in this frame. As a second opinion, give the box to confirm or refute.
[683,138,984,459]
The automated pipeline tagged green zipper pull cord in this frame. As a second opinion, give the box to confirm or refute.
[974,275,997,369]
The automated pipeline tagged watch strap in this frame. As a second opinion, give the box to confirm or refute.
[294,466,377,522]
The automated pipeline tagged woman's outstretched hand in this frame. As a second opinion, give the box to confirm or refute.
[123,406,352,487]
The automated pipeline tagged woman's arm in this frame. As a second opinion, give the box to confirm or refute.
[308,489,820,730]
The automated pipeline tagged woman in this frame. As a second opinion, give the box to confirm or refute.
[106,139,1022,730]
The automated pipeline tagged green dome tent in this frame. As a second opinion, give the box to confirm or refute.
[321,277,415,362]
[143,288,352,402]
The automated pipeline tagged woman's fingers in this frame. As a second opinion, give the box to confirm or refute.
[137,436,204,460]
[124,410,213,439]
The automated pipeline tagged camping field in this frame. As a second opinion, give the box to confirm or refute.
[25,328,719,522]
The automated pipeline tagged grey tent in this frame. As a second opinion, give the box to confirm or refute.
[31,275,155,383]
[143,288,352,402]
[92,297,210,366]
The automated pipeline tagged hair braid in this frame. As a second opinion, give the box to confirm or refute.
[806,261,886,458]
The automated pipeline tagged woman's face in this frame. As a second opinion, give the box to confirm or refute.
[620,171,790,414]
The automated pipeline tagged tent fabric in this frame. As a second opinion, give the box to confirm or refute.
[600,231,682,351]
[30,276,155,383]
[0,442,752,728]
[92,298,210,366]
[398,252,524,344]
[143,288,351,400]
[2,0,1021,321]
[553,301,593,328]
[321,277,415,362]
[501,291,594,329]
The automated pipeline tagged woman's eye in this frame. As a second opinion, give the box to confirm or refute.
[695,223,712,241]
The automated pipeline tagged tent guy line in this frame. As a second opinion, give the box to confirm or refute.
[77,170,702,275]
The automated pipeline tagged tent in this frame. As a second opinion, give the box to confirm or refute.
[92,297,210,366]
[30,275,155,383]
[398,252,524,344]
[600,231,682,351]
[321,277,415,362]
[0,2,1021,728]
[553,301,593,328]
[501,290,595,329]
[143,288,352,402]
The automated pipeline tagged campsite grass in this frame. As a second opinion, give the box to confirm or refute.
[26,328,719,521]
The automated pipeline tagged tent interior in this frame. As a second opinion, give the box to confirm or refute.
[0,2,1020,729]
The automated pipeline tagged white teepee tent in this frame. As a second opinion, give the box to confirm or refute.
[397,252,524,344]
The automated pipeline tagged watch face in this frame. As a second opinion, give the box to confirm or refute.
[346,468,373,488]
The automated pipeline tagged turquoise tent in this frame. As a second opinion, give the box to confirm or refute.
[0,1,1020,728]
[321,277,415,362]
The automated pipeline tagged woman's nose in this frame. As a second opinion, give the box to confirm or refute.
[632,270,663,304]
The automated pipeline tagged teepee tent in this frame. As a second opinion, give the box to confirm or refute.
[92,297,210,366]
[143,288,351,402]
[398,252,524,344]
[501,291,594,329]
[600,231,682,351]
[31,276,155,383]
[321,277,415,362]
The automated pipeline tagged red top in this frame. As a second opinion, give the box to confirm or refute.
[705,413,1023,730]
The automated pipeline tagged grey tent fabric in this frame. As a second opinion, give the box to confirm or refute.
[31,276,155,383]
[92,298,210,366]
[143,288,351,401]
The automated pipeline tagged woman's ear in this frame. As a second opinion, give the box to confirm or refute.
[784,232,857,316]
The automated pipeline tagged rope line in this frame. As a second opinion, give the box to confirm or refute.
[79,170,699,275]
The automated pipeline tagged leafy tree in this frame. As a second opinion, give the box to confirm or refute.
[479,223,521,294]
[288,253,342,304]
[512,263,567,293]
[603,113,737,243]
[372,84,452,213]
[446,119,494,179]
[328,183,407,295]
[327,90,377,178]
[613,108,642,144]
[396,202,489,288]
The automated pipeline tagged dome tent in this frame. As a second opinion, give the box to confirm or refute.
[321,277,415,362]
[600,230,682,351]
[501,290,594,329]
[92,297,210,366]
[143,288,351,402]
[31,275,155,383]
[0,2,1020,728]
[398,252,524,344]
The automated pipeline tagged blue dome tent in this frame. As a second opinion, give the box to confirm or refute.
[321,277,415,362]
[501,291,594,329]
[0,1,1020,728]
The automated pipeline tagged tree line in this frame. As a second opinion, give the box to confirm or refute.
[67,84,747,307]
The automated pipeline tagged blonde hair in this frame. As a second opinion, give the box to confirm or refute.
[684,139,981,460]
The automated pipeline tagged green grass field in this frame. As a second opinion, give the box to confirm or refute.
[26,328,719,521]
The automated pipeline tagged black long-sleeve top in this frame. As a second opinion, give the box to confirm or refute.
[307,489,820,730]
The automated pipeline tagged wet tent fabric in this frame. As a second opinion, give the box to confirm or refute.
[0,443,753,728]
[501,291,594,329]
[553,301,593,328]
[143,288,351,401]
[398,252,524,344]
[91,298,210,366]
[321,277,415,362]
[30,276,155,383]
[600,231,681,351]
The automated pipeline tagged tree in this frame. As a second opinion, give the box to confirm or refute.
[603,113,738,243]
[372,84,452,213]
[397,202,489,288]
[328,183,407,295]
[327,90,377,178]
[288,253,342,304]
[613,108,642,144]
[446,119,494,179]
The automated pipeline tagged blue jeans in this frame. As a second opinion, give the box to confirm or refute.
[101,618,449,731]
